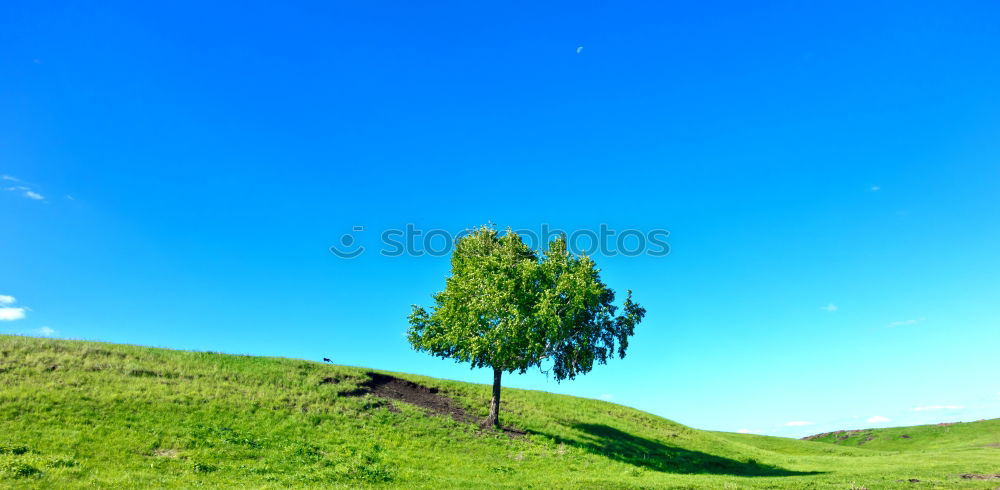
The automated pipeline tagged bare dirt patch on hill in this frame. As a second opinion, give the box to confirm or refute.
[335,372,472,423]
[328,371,524,436]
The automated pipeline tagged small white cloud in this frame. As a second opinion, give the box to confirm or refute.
[820,303,838,312]
[913,405,964,411]
[785,421,814,427]
[34,326,56,337]
[598,393,613,401]
[736,429,756,434]
[0,307,26,321]
[1,175,19,182]
[0,295,27,320]
[870,185,880,191]
[24,190,44,200]
[867,415,890,423]
[888,317,925,328]
[576,46,583,54]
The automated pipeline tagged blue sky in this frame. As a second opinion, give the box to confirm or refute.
[2,1,999,437]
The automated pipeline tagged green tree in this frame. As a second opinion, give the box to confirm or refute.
[407,225,646,429]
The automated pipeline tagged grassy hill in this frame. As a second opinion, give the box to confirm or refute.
[1,335,998,488]
[803,418,1000,452]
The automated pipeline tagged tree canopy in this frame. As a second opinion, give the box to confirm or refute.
[407,225,646,427]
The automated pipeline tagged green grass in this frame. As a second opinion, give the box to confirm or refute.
[1,335,998,488]
[802,418,1000,451]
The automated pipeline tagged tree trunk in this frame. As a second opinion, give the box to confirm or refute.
[486,367,502,429]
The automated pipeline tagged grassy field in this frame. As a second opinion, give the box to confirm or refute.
[1,335,998,488]
[802,418,1000,452]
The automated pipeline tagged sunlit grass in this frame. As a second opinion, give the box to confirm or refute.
[1,335,998,488]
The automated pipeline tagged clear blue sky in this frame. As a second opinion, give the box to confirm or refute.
[2,1,999,437]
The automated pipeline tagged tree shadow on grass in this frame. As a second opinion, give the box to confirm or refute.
[529,423,823,476]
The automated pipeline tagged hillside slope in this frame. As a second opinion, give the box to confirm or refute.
[1,335,998,488]
[803,418,1000,451]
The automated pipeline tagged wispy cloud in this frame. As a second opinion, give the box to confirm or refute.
[867,415,890,423]
[913,405,964,411]
[870,185,880,191]
[736,428,757,434]
[888,317,925,328]
[0,295,14,305]
[784,421,814,427]
[33,326,56,337]
[598,393,613,401]
[820,303,838,312]
[576,46,583,54]
[2,178,45,201]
